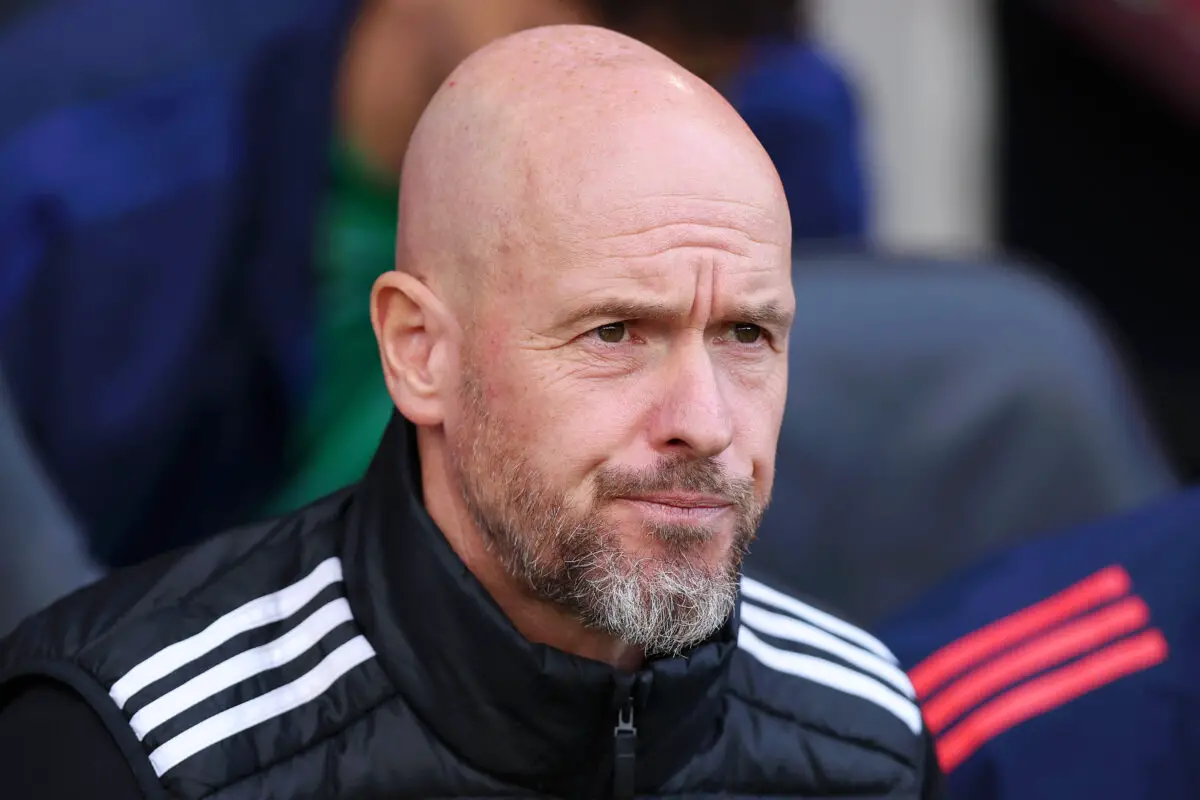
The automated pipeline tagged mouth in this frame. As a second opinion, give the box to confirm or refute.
[617,494,733,524]
[621,492,732,509]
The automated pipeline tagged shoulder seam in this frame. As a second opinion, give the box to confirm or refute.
[728,686,920,772]
[738,626,923,734]
[740,575,898,663]
[82,515,304,662]
[740,600,915,698]
[737,575,921,734]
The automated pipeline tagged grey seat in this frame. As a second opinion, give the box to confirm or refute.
[0,369,101,636]
[745,254,1177,625]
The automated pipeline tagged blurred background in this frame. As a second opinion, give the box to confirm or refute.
[0,0,1196,654]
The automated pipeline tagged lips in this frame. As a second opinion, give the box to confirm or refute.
[620,493,732,510]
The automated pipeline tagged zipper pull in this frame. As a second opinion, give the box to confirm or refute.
[612,695,637,799]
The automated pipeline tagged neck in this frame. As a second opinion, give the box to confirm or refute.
[417,430,646,671]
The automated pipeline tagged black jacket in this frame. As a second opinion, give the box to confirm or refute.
[0,416,941,798]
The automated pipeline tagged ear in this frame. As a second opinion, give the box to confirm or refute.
[371,270,457,426]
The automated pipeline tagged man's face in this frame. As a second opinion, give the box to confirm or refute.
[444,113,793,656]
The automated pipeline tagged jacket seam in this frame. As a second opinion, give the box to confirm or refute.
[728,685,920,772]
[84,514,336,658]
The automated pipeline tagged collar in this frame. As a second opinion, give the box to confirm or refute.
[343,414,734,794]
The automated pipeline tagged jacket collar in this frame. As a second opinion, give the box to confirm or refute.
[344,414,734,795]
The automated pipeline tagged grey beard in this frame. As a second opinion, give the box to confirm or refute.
[449,364,762,656]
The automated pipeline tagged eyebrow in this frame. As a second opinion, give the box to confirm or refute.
[724,301,794,332]
[559,298,793,332]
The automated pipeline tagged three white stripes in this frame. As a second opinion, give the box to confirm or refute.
[738,575,922,734]
[150,637,375,776]
[110,558,375,776]
[114,560,917,776]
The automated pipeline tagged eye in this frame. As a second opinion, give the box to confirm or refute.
[593,322,628,344]
[731,323,764,344]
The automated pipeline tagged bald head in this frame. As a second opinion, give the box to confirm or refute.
[375,24,793,659]
[395,25,788,299]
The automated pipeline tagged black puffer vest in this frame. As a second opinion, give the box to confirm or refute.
[0,416,938,798]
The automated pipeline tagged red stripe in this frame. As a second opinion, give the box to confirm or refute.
[923,596,1150,733]
[910,565,1131,698]
[936,629,1169,774]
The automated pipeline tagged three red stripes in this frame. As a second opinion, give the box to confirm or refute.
[909,565,1169,774]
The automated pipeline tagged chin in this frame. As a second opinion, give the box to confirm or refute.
[630,526,735,568]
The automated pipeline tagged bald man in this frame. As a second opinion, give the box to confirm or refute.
[0,27,940,800]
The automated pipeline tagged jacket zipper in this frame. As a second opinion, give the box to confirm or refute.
[611,688,638,799]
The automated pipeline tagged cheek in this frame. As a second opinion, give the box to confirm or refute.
[729,371,787,474]
[498,360,646,472]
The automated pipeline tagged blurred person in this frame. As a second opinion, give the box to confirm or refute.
[596,0,870,241]
[0,0,587,570]
[0,28,941,799]
[880,490,1200,799]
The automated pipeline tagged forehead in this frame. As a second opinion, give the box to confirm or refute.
[497,108,791,302]
[507,197,793,331]
[532,107,777,250]
[573,107,784,220]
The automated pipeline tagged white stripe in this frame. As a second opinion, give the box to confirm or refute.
[129,598,355,741]
[149,635,376,777]
[111,558,344,708]
[740,575,898,664]
[740,602,915,698]
[738,627,922,734]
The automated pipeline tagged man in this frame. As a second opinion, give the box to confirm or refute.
[0,27,940,798]
[881,490,1200,798]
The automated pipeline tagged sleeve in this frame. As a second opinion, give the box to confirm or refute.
[0,680,146,799]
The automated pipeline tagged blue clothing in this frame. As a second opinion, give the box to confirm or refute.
[880,490,1200,799]
[0,0,354,566]
[726,39,869,241]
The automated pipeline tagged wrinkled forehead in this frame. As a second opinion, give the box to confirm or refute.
[489,108,791,305]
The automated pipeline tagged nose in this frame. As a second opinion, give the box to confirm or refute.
[649,342,734,459]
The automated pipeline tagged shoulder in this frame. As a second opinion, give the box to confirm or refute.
[880,491,1200,779]
[0,496,385,796]
[2,498,342,668]
[882,489,1200,672]
[730,572,930,773]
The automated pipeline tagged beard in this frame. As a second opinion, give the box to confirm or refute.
[448,363,765,657]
